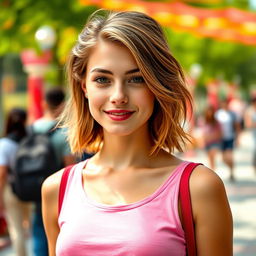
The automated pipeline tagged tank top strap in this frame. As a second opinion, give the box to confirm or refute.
[58,160,88,226]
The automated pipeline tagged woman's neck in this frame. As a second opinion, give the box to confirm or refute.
[94,130,154,170]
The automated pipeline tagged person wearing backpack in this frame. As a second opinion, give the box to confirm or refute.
[31,88,76,256]
[0,108,31,256]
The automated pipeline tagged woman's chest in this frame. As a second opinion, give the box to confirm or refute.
[83,168,173,206]
[57,164,186,256]
[57,205,185,256]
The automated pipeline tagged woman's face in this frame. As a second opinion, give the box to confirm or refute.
[84,40,155,137]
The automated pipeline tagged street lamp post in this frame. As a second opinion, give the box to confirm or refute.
[20,26,56,123]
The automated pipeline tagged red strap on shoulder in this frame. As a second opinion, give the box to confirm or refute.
[58,165,74,215]
[179,162,201,256]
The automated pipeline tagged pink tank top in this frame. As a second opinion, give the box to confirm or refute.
[56,161,189,256]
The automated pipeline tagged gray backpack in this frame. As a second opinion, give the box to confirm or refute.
[11,124,60,202]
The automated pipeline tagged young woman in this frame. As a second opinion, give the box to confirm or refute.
[42,10,233,256]
[0,108,31,256]
[201,105,222,170]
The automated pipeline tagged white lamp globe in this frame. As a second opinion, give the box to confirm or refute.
[35,25,56,50]
[190,63,202,79]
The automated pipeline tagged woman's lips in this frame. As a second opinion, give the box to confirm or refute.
[104,110,135,121]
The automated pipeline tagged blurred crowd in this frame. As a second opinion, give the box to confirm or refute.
[0,88,90,256]
[1,86,256,255]
[193,93,256,181]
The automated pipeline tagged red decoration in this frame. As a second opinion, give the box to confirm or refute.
[80,0,256,46]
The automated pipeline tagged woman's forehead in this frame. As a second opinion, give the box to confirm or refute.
[86,40,139,74]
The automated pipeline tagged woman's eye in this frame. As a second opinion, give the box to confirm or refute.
[129,76,145,84]
[94,77,110,84]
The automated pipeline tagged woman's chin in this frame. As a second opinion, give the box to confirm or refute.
[103,127,135,137]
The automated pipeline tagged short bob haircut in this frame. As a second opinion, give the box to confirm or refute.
[61,10,193,155]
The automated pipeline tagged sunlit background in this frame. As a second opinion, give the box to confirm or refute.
[0,1,256,254]
[1,0,256,126]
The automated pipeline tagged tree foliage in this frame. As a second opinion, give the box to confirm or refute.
[165,28,256,95]
[0,0,97,84]
[0,0,255,95]
[0,0,96,54]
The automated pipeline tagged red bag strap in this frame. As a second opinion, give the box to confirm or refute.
[58,165,74,215]
[179,162,202,256]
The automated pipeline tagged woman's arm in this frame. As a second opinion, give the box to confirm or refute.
[190,165,233,256]
[244,108,254,129]
[0,165,7,215]
[42,170,64,256]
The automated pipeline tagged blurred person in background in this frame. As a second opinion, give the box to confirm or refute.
[0,108,31,256]
[31,88,76,256]
[201,105,222,170]
[42,10,232,256]
[244,96,256,174]
[215,99,240,181]
[228,94,246,138]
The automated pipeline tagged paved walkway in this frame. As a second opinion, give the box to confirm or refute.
[184,130,256,256]
[0,130,255,255]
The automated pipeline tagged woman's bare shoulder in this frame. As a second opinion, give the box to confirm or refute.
[190,164,226,196]
[42,168,66,197]
[189,164,229,214]
[188,165,233,255]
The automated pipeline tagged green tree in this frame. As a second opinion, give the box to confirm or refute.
[165,28,256,96]
[0,0,97,85]
[1,0,255,96]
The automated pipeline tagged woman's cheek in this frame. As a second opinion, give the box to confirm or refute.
[88,93,106,116]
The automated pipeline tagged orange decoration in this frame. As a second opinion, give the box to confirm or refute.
[79,0,256,46]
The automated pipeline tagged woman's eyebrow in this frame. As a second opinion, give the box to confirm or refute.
[90,68,112,74]
[90,68,140,75]
[125,68,140,75]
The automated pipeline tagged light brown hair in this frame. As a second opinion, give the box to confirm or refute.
[60,10,193,155]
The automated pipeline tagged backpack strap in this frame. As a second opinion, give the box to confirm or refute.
[28,122,58,136]
[58,165,74,215]
[179,162,202,256]
[46,123,59,136]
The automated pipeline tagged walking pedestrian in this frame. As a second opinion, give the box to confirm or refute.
[0,108,31,256]
[42,10,233,256]
[201,105,222,170]
[244,96,256,174]
[31,88,76,256]
[215,98,240,181]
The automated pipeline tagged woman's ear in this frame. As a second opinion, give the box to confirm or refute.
[81,81,88,98]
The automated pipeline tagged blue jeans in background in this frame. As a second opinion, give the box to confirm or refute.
[32,202,48,256]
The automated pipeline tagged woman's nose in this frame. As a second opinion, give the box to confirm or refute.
[110,85,128,105]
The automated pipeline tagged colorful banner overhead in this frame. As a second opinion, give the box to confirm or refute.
[80,0,256,46]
